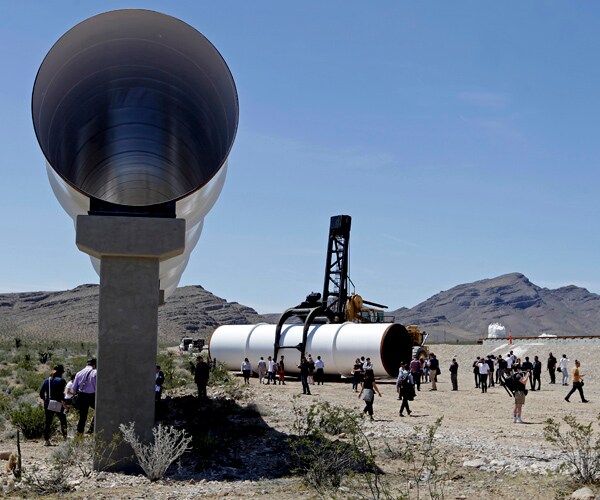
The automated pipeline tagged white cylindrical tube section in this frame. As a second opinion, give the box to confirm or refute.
[209,322,413,378]
[47,162,225,299]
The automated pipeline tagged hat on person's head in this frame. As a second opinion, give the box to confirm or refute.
[54,364,65,374]
[87,358,97,366]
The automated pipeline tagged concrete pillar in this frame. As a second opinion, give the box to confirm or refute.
[76,215,185,471]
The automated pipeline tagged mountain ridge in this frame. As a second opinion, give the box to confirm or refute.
[1,272,599,344]
[391,272,600,340]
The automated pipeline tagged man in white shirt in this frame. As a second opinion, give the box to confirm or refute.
[314,356,325,385]
[267,356,277,385]
[257,357,267,384]
[477,358,490,393]
[506,352,514,374]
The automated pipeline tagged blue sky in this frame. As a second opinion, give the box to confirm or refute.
[2,1,600,313]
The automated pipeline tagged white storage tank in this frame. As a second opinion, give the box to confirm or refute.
[209,322,413,377]
[487,323,507,339]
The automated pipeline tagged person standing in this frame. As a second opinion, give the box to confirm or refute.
[64,374,75,407]
[513,371,529,423]
[497,355,507,384]
[155,365,165,401]
[257,357,267,384]
[314,356,325,385]
[298,356,311,395]
[428,353,439,391]
[241,358,252,385]
[266,356,276,385]
[565,360,588,403]
[472,357,481,388]
[358,369,382,421]
[422,357,429,383]
[396,363,415,416]
[477,357,489,393]
[72,358,97,435]
[494,356,501,385]
[352,358,362,392]
[547,352,557,384]
[506,351,515,375]
[521,357,533,381]
[531,356,542,391]
[307,354,315,385]
[39,364,67,446]
[559,355,569,386]
[194,355,210,399]
[278,355,286,385]
[513,357,523,372]
[449,358,459,391]
[410,355,422,391]
[486,356,495,387]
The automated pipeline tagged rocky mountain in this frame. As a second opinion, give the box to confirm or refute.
[390,272,600,341]
[1,272,599,345]
[0,285,266,346]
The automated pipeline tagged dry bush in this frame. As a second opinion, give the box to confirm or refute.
[119,422,192,481]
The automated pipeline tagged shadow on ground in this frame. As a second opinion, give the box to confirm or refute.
[155,394,290,482]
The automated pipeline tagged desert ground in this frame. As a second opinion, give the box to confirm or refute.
[2,339,600,499]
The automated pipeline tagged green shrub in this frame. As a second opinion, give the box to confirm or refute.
[14,353,34,371]
[317,401,362,435]
[544,414,600,484]
[10,402,47,439]
[0,394,10,415]
[208,361,234,386]
[8,385,27,399]
[288,398,378,494]
[170,368,193,389]
[384,417,450,499]
[19,369,46,393]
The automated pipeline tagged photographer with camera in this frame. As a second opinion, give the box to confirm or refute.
[512,371,529,424]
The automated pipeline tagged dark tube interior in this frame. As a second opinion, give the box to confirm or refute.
[380,324,414,377]
[32,9,238,206]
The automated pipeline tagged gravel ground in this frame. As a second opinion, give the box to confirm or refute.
[2,339,600,498]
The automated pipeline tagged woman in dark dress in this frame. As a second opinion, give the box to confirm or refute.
[352,358,362,392]
[358,369,382,420]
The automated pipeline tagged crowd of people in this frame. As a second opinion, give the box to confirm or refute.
[37,346,590,445]
[467,350,589,422]
[240,354,327,389]
[236,348,590,424]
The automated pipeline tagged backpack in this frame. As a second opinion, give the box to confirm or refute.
[500,372,528,397]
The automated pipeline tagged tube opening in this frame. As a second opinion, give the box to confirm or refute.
[380,324,413,377]
[32,9,238,207]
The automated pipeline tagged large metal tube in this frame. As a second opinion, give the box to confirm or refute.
[32,10,238,298]
[209,323,413,378]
